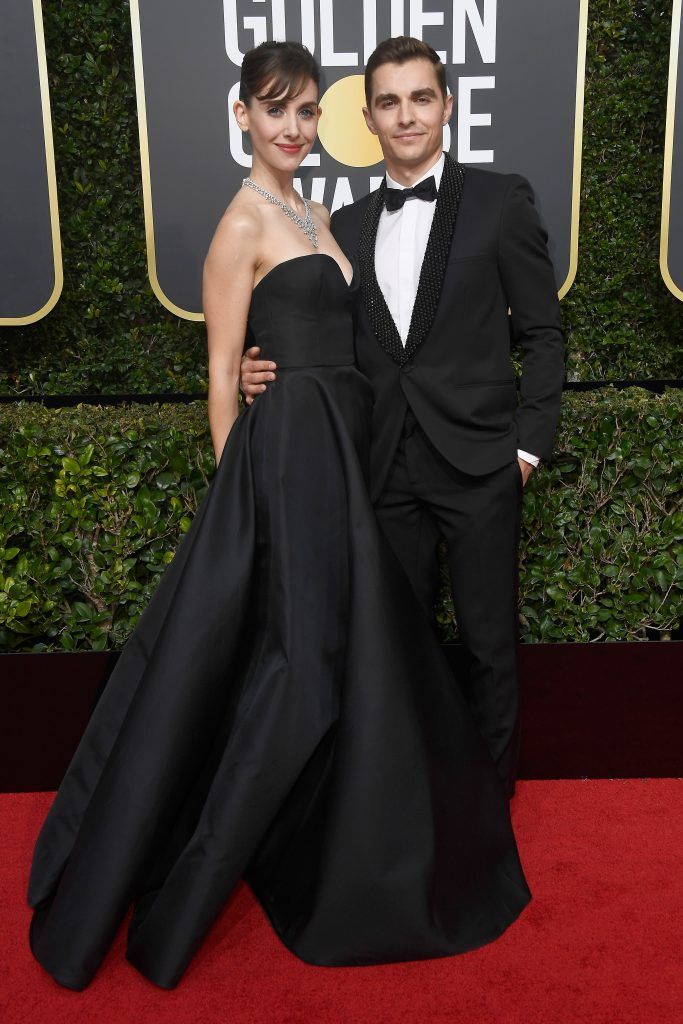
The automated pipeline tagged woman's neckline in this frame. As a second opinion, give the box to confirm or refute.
[251,253,355,295]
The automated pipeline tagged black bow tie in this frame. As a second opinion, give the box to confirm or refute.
[384,176,438,212]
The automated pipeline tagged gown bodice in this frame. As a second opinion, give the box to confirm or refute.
[247,253,358,368]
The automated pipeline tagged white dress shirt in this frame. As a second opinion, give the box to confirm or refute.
[374,152,540,469]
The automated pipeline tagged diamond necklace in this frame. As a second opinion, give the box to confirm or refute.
[242,177,318,248]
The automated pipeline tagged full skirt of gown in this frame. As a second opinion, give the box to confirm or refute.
[27,254,531,989]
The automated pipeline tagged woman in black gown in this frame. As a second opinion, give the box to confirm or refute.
[27,42,531,991]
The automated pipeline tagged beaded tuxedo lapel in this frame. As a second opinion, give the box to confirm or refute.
[404,156,466,363]
[358,180,405,363]
[358,155,466,367]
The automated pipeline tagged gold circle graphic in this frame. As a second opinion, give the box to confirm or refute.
[318,75,383,168]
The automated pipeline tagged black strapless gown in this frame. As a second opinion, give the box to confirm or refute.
[27,253,531,990]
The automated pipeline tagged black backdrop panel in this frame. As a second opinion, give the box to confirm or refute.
[0,0,61,324]
[662,0,683,300]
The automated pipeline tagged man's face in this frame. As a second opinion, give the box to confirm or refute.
[363,58,453,175]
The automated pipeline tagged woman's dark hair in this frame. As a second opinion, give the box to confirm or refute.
[364,36,447,105]
[239,41,320,106]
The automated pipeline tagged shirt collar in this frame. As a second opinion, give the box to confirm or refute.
[385,151,445,191]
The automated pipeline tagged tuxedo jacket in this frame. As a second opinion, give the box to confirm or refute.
[330,153,566,502]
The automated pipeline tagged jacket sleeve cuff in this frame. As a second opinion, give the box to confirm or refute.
[517,449,540,468]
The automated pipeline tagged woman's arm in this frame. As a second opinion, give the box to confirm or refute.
[202,206,259,465]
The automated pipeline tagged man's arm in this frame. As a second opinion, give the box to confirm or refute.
[498,175,566,464]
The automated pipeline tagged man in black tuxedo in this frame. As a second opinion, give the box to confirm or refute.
[242,36,565,798]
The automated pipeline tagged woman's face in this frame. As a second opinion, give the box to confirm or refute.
[234,78,320,172]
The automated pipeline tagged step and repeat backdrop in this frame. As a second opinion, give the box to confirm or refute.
[130,0,586,317]
[1,0,682,322]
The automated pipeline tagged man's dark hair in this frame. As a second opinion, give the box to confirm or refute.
[364,36,447,106]
[239,40,320,106]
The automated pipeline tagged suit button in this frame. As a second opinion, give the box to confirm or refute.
[402,364,413,373]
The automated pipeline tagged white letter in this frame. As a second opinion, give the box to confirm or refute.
[452,0,497,65]
[442,85,452,151]
[320,0,358,66]
[410,1,446,63]
[330,177,355,213]
[363,0,377,64]
[457,76,494,162]
[270,0,316,51]
[301,0,316,54]
[300,149,321,167]
[223,0,267,65]
[272,0,286,40]
[391,0,404,37]
[294,178,327,203]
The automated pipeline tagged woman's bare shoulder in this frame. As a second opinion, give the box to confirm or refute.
[214,194,263,240]
[206,196,262,265]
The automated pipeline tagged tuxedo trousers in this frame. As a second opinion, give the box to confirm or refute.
[374,408,523,797]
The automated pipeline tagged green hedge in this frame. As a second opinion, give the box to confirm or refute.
[1,390,680,652]
[0,401,211,651]
[0,0,682,392]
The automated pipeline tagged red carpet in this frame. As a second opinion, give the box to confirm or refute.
[1,781,681,1024]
